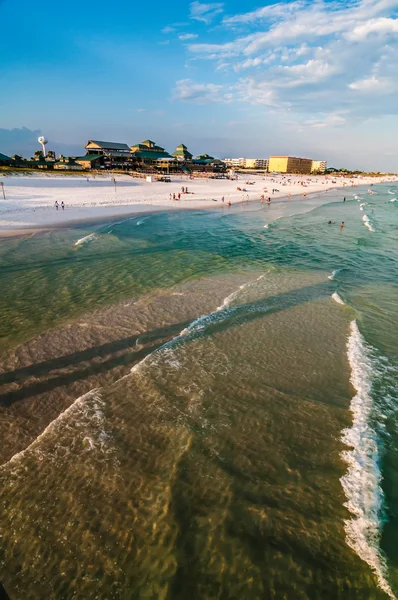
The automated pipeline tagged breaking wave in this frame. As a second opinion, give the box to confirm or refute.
[340,321,395,599]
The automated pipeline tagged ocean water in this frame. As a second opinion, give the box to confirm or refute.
[0,184,398,599]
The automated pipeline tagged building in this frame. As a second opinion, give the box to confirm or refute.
[223,158,246,168]
[75,154,104,170]
[244,158,269,170]
[0,152,12,166]
[172,144,193,162]
[130,140,177,171]
[311,160,327,174]
[54,156,83,171]
[84,140,134,169]
[268,156,313,174]
[192,154,227,173]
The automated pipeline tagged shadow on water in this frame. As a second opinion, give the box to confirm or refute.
[0,280,333,408]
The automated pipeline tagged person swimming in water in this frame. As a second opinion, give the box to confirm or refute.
[328,220,334,224]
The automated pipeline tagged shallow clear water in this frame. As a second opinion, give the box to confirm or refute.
[0,184,397,599]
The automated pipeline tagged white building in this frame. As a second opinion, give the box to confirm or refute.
[223,158,246,168]
[224,157,269,170]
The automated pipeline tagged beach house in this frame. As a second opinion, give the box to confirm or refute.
[172,144,193,162]
[192,154,227,173]
[130,140,177,172]
[84,140,134,169]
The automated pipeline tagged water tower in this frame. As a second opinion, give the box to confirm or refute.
[38,136,48,157]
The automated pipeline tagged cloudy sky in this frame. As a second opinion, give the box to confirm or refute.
[1,0,398,170]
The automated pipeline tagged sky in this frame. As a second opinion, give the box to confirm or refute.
[1,0,398,170]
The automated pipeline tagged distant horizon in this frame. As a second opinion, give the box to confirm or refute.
[1,126,390,173]
[2,0,397,171]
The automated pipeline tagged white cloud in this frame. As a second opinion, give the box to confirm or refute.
[190,1,224,24]
[174,79,228,103]
[180,0,398,123]
[179,33,199,41]
[162,26,175,34]
[346,17,398,41]
[349,76,396,93]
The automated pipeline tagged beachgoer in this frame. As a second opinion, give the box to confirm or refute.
[343,197,346,202]
[340,221,345,228]
[222,196,225,203]
[178,193,181,200]
[61,201,65,210]
[55,201,59,210]
[328,220,334,224]
[173,193,176,200]
[227,201,231,206]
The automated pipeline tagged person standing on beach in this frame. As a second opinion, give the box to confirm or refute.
[61,201,65,210]
[343,197,346,202]
[55,201,59,210]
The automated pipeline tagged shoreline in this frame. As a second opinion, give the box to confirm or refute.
[0,172,395,238]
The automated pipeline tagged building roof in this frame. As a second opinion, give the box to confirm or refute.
[132,150,174,160]
[195,154,214,160]
[0,152,12,162]
[131,141,166,152]
[85,140,131,151]
[176,144,188,150]
[76,154,103,162]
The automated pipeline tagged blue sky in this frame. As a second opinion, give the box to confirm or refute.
[1,0,398,170]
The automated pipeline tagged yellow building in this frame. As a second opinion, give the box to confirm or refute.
[268,156,313,174]
[311,160,327,174]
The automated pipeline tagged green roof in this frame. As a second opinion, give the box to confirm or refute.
[86,140,130,151]
[132,150,174,160]
[0,152,12,162]
[76,154,103,162]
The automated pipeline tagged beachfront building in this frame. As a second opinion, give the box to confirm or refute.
[0,152,12,166]
[172,144,193,162]
[268,156,313,174]
[191,154,227,173]
[311,160,327,174]
[244,158,269,170]
[130,140,178,171]
[223,158,246,168]
[54,156,83,171]
[75,154,103,170]
[84,140,135,169]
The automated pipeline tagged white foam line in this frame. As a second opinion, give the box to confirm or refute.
[133,273,269,376]
[75,233,97,246]
[0,389,101,471]
[332,292,345,305]
[340,321,395,599]
[328,269,342,281]
[3,273,270,468]
[363,214,375,233]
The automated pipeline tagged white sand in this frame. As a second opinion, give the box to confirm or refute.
[0,172,396,234]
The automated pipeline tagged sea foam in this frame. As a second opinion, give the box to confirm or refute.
[75,233,97,246]
[340,321,395,599]
[328,269,342,281]
[332,292,345,305]
[363,214,375,233]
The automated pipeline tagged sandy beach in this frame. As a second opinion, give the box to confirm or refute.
[1,171,396,235]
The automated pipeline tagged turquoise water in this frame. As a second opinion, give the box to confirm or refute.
[0,184,397,598]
